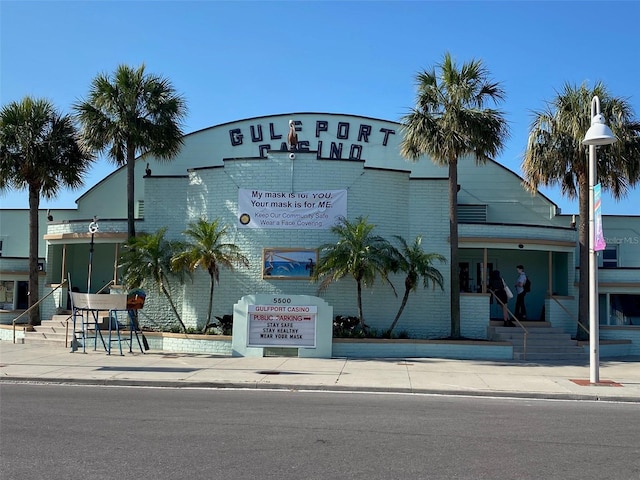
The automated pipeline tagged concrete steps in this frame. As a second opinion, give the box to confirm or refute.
[488,321,587,361]
[23,312,110,347]
[23,315,73,346]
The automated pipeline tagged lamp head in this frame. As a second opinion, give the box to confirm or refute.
[583,108,617,146]
[89,216,99,234]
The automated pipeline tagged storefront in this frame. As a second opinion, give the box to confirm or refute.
[1,113,639,350]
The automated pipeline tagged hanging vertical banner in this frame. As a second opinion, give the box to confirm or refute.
[594,183,606,251]
[237,189,347,229]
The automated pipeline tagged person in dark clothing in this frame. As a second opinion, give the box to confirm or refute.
[489,269,513,326]
[514,265,527,321]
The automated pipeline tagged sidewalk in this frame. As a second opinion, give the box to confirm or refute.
[1,342,639,402]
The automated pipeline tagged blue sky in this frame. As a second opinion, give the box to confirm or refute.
[2,0,639,215]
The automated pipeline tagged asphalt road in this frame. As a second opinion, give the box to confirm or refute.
[1,384,639,480]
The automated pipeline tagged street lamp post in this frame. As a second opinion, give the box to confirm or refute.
[582,96,617,384]
[87,217,99,293]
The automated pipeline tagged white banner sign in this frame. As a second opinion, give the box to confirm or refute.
[247,304,317,348]
[594,183,606,252]
[238,189,347,229]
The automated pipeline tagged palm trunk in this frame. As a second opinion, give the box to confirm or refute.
[389,288,411,335]
[160,280,187,332]
[126,143,136,238]
[449,159,461,338]
[28,186,40,326]
[577,178,590,341]
[202,275,215,333]
[356,279,365,330]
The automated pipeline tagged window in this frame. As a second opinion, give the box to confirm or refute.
[609,294,640,325]
[0,280,28,310]
[0,280,14,309]
[600,246,618,268]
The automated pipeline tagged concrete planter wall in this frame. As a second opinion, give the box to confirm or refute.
[4,326,633,359]
[142,332,233,355]
[332,338,513,360]
[141,332,513,360]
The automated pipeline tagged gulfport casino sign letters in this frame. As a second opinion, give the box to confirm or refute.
[228,118,396,160]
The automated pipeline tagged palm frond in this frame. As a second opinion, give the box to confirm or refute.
[522,82,640,199]
[311,216,397,324]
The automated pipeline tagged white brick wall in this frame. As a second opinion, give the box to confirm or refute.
[460,294,491,339]
[138,151,452,337]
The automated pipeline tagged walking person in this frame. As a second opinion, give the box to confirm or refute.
[514,265,527,321]
[489,269,513,326]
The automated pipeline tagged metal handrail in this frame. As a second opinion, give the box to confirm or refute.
[96,280,114,294]
[489,290,529,360]
[12,280,68,344]
[12,279,115,345]
[549,295,589,337]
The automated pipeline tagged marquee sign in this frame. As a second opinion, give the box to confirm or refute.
[247,304,317,348]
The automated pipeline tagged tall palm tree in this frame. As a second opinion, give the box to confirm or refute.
[522,82,640,340]
[311,216,396,330]
[74,64,187,238]
[0,97,94,325]
[171,217,249,333]
[387,235,446,336]
[119,228,188,332]
[401,52,509,339]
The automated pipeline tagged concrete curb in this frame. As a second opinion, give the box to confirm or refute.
[2,376,638,403]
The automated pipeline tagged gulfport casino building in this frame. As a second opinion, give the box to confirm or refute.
[1,113,639,356]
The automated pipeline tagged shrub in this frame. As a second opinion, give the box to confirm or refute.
[213,314,234,335]
[333,315,363,338]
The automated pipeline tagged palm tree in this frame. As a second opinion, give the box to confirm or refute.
[119,228,188,332]
[387,235,446,336]
[311,216,396,331]
[171,217,249,333]
[522,82,640,340]
[0,97,94,325]
[400,52,509,339]
[74,64,187,238]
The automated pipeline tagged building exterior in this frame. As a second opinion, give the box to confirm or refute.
[1,113,639,353]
